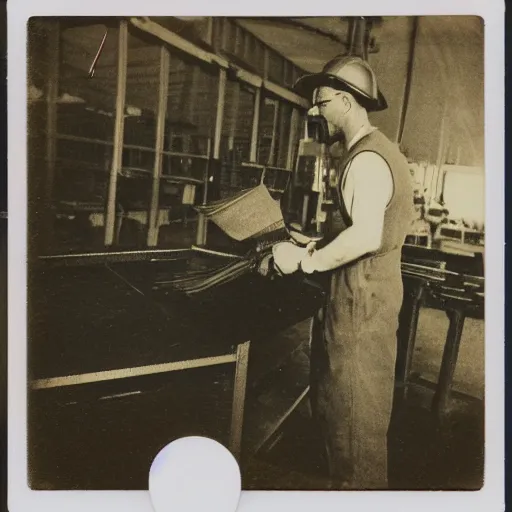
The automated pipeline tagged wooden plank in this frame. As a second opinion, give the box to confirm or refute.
[147,46,170,247]
[206,17,214,46]
[234,67,262,89]
[196,67,226,246]
[250,88,261,162]
[161,150,209,159]
[253,386,309,455]
[264,80,309,109]
[286,107,300,170]
[130,17,229,70]
[277,103,288,167]
[213,69,227,159]
[229,341,251,461]
[38,248,192,265]
[268,100,280,166]
[221,17,229,51]
[56,133,113,146]
[31,353,238,390]
[228,81,241,150]
[104,21,128,246]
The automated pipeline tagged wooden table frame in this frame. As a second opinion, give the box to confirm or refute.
[30,340,251,462]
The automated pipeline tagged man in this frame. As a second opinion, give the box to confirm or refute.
[272,55,415,489]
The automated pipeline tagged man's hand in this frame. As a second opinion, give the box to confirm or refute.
[272,242,308,275]
[256,253,273,277]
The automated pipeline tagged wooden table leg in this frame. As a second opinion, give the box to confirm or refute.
[397,278,426,401]
[432,307,466,419]
[229,341,251,462]
[403,283,426,398]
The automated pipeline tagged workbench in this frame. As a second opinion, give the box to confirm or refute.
[28,255,324,489]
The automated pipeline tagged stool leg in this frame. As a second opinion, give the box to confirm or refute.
[229,341,251,462]
[432,309,466,419]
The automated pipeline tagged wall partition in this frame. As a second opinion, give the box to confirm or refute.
[28,17,309,260]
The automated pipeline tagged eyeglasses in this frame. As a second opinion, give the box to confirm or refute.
[311,92,342,109]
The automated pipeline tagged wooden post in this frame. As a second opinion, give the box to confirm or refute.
[432,306,467,419]
[249,88,261,162]
[104,21,128,247]
[268,100,280,166]
[221,18,229,52]
[228,81,241,188]
[284,107,300,213]
[228,81,240,151]
[147,47,170,247]
[286,108,300,170]
[196,67,226,246]
[277,102,288,167]
[229,341,251,462]
[206,17,214,47]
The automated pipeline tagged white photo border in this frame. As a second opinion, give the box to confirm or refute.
[8,1,505,511]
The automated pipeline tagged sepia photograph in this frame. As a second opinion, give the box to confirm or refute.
[24,14,488,493]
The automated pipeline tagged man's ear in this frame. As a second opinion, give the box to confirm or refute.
[341,94,352,114]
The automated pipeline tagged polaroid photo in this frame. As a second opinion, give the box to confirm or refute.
[8,1,505,512]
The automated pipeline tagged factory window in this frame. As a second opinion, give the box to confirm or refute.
[218,80,256,197]
[155,53,218,249]
[257,97,278,166]
[441,167,485,230]
[267,48,285,84]
[28,18,306,256]
[257,96,295,170]
[34,20,121,255]
[115,29,162,249]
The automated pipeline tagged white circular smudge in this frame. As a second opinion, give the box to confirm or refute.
[148,436,241,512]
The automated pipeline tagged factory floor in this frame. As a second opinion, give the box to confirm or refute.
[241,312,485,491]
[27,222,485,492]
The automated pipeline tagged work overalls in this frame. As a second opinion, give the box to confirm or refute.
[309,129,415,489]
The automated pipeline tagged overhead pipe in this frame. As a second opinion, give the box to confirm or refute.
[346,17,373,60]
[396,16,420,145]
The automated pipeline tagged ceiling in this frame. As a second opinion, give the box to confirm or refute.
[231,16,484,167]
[39,16,485,167]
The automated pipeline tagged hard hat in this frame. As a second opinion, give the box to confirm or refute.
[293,55,387,112]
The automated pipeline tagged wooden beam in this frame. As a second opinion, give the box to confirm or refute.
[250,88,261,162]
[228,81,241,150]
[130,17,229,70]
[104,20,128,246]
[268,100,280,166]
[38,248,192,265]
[221,17,229,51]
[235,67,262,89]
[229,340,251,461]
[286,107,300,170]
[31,352,238,390]
[213,69,227,160]
[264,80,309,109]
[277,103,288,167]
[196,67,226,246]
[147,46,170,247]
[206,17,214,47]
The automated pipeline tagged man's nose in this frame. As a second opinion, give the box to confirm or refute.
[308,106,319,116]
